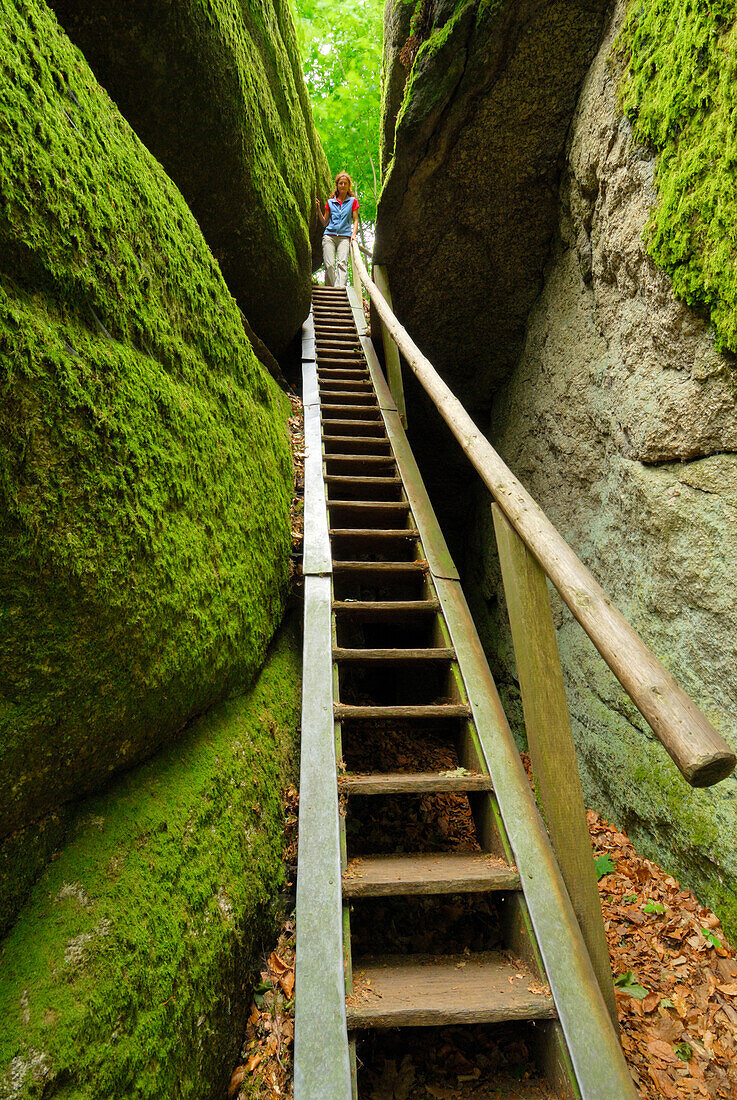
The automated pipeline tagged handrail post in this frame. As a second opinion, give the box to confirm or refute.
[351,248,362,301]
[372,262,407,428]
[492,503,618,1027]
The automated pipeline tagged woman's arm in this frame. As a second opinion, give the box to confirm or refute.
[316,199,327,227]
[351,206,359,240]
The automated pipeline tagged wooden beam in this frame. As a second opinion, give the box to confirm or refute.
[373,264,407,428]
[493,504,618,1026]
[294,579,351,1096]
[350,242,735,789]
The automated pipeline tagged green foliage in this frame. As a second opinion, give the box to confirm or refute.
[293,0,383,225]
[594,852,616,880]
[674,1041,693,1063]
[0,618,302,1100]
[613,970,649,999]
[618,0,737,353]
[0,0,292,853]
[642,900,666,914]
[702,927,724,949]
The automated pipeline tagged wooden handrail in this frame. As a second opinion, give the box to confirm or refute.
[351,242,736,788]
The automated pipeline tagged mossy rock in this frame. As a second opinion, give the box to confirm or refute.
[47,0,332,355]
[375,0,610,555]
[0,616,301,1100]
[0,0,292,880]
[617,0,737,356]
[376,0,609,409]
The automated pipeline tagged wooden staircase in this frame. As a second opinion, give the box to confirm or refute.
[294,286,639,1099]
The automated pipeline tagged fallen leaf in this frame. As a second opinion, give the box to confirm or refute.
[227,1066,245,1098]
[279,969,295,998]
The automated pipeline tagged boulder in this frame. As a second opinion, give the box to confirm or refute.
[0,617,301,1100]
[48,0,332,355]
[0,0,292,892]
[467,0,737,935]
[376,0,609,409]
[375,0,609,558]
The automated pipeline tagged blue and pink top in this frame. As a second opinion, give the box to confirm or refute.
[324,195,359,237]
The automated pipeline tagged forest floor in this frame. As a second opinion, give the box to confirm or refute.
[227,387,737,1100]
[229,793,737,1100]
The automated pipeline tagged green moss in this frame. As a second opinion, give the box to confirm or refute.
[0,813,72,938]
[47,0,331,354]
[617,0,737,353]
[0,0,292,863]
[0,616,301,1100]
[393,1,478,134]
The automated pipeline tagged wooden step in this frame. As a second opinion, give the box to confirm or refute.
[322,410,382,422]
[325,431,391,444]
[331,561,426,575]
[326,479,403,490]
[317,342,361,352]
[333,646,453,661]
[328,501,410,513]
[335,703,471,721]
[320,404,380,414]
[327,487,404,503]
[319,391,376,400]
[333,598,435,616]
[345,953,556,1028]
[324,455,397,466]
[329,529,417,540]
[338,771,492,795]
[322,420,385,436]
[317,361,366,369]
[319,367,371,376]
[342,852,517,897]
[318,382,373,391]
[322,417,382,427]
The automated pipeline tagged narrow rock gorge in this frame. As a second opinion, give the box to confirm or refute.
[0,0,320,1093]
[378,0,737,933]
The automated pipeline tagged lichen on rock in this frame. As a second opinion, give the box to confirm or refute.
[0,616,302,1100]
[46,0,332,355]
[0,0,293,914]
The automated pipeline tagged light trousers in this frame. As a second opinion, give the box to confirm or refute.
[323,234,351,287]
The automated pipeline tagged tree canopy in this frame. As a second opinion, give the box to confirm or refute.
[292,0,383,227]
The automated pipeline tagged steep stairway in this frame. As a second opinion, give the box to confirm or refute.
[295,285,638,1099]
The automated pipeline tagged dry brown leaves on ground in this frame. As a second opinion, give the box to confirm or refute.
[591,810,737,1098]
[230,786,299,1100]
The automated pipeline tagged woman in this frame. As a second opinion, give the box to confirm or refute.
[317,171,359,287]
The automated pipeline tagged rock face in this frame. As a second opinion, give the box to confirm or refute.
[376,0,609,559]
[0,617,301,1100]
[377,0,609,409]
[466,0,737,932]
[48,0,331,355]
[0,0,292,903]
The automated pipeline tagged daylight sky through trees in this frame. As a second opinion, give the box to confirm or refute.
[293,0,383,227]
